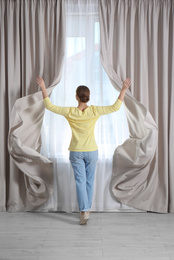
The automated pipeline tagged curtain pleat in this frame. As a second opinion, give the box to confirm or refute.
[99,0,174,213]
[0,0,65,212]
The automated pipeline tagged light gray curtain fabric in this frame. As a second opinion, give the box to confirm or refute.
[99,0,174,213]
[0,0,65,211]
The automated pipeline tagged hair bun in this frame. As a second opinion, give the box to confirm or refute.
[76,85,90,103]
[80,94,89,103]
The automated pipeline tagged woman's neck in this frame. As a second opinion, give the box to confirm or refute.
[77,102,88,111]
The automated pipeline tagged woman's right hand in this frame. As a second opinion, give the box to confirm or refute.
[36,76,46,89]
[122,78,131,91]
[118,78,131,101]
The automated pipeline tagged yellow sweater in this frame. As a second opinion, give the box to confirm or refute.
[43,97,122,152]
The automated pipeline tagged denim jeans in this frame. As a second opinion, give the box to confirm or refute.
[69,150,98,212]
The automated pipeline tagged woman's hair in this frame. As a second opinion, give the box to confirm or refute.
[76,85,90,103]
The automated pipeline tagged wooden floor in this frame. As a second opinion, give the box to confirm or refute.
[0,211,174,260]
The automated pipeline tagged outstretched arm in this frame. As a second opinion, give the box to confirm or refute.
[95,78,131,116]
[36,76,70,116]
[36,76,48,99]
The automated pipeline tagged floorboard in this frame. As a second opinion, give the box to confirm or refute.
[0,211,173,260]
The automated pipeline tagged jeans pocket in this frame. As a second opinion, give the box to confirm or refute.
[88,150,98,162]
[69,151,80,162]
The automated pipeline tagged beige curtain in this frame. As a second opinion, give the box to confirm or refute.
[99,0,174,213]
[0,0,65,212]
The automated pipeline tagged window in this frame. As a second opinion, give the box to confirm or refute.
[41,16,129,160]
[39,3,131,212]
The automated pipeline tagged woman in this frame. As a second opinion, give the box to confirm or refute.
[36,76,131,225]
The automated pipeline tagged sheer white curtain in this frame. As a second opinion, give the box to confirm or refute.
[38,0,138,212]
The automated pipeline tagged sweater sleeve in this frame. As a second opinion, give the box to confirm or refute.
[43,97,71,116]
[95,98,122,116]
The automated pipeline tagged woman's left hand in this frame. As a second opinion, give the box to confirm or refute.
[36,76,46,89]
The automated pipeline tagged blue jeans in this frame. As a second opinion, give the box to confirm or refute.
[69,150,98,212]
